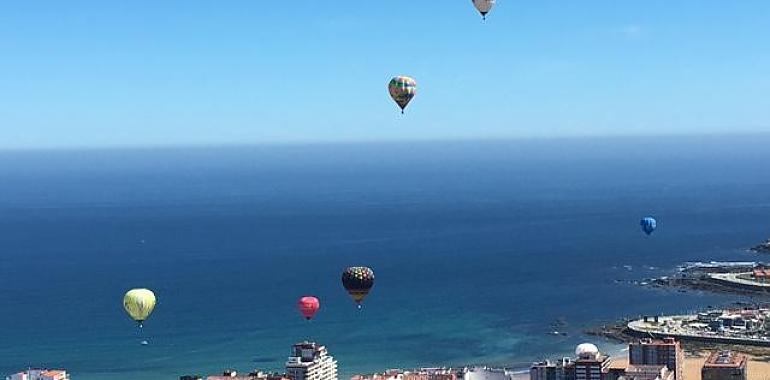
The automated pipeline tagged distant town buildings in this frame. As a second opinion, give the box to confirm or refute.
[574,344,611,380]
[530,360,558,380]
[752,268,770,283]
[628,308,770,345]
[6,369,69,380]
[7,339,761,380]
[409,367,457,380]
[529,343,609,380]
[463,367,509,380]
[529,340,757,380]
[628,338,683,380]
[196,370,292,380]
[701,351,747,380]
[529,340,684,380]
[285,341,338,380]
[530,359,573,380]
[177,341,334,380]
[354,367,530,380]
[621,365,674,380]
[353,368,459,380]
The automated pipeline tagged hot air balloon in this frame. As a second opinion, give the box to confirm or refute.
[472,0,496,20]
[342,267,375,309]
[388,76,417,114]
[640,217,657,236]
[123,288,157,328]
[298,296,320,320]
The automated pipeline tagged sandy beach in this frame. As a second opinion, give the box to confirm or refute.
[684,353,770,380]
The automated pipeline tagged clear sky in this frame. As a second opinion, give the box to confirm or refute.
[1,1,769,149]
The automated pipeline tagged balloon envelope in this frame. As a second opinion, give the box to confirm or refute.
[123,288,157,326]
[472,0,496,19]
[640,217,657,235]
[388,76,417,113]
[342,267,375,306]
[298,296,320,320]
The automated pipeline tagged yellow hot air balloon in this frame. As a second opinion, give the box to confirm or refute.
[123,288,157,327]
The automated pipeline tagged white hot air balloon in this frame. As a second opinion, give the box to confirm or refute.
[472,0,496,20]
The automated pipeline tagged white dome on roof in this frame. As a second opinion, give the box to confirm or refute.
[575,343,599,359]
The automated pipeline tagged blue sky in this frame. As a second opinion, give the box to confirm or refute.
[1,1,769,149]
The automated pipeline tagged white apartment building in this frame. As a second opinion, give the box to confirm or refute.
[285,342,338,380]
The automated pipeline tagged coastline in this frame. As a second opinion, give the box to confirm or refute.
[587,319,770,352]
[5,145,770,380]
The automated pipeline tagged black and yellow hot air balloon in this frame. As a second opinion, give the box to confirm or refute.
[342,266,375,309]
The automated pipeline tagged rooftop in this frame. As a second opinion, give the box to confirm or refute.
[203,370,291,380]
[607,360,628,371]
[704,351,747,368]
[635,338,679,346]
[754,269,770,278]
[293,341,320,350]
[9,369,69,379]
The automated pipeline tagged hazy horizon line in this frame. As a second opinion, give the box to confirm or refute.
[2,130,769,153]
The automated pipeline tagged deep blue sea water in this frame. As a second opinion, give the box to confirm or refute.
[1,136,770,380]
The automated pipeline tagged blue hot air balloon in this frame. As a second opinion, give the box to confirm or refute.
[640,217,657,236]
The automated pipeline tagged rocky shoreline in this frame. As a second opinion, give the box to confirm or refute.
[584,321,635,343]
[646,276,770,296]
[585,320,770,357]
[751,239,770,253]
[583,239,770,359]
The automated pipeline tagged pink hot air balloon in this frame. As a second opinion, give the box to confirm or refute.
[298,296,320,320]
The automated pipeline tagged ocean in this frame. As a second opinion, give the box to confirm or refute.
[1,136,769,380]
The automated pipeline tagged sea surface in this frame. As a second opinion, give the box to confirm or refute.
[1,136,770,380]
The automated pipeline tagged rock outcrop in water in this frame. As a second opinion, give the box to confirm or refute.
[750,239,770,253]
